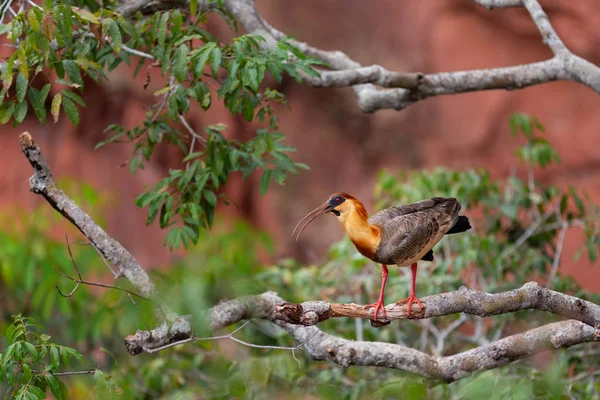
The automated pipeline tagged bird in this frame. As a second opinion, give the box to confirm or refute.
[293,192,471,321]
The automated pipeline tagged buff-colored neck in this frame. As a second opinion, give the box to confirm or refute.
[338,200,381,259]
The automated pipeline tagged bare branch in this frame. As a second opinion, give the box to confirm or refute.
[51,369,97,377]
[273,282,600,328]
[124,291,283,354]
[522,0,567,56]
[113,0,600,111]
[548,220,569,288]
[475,0,522,9]
[19,132,182,326]
[133,288,598,384]
[220,0,600,112]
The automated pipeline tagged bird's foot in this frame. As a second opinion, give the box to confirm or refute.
[397,295,425,317]
[364,300,387,321]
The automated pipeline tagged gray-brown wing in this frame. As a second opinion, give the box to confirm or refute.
[368,198,442,227]
[373,223,435,265]
[370,198,461,265]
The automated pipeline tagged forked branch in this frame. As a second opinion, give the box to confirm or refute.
[217,0,600,112]
[171,290,599,384]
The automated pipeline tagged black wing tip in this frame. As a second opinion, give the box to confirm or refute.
[421,249,434,262]
[446,215,471,235]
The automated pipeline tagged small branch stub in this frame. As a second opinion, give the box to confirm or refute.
[20,132,56,193]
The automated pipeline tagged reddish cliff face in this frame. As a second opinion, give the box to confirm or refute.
[1,1,599,287]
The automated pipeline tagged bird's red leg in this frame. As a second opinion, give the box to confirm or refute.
[364,264,388,321]
[396,263,425,317]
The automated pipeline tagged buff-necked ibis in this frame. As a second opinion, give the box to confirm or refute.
[293,193,471,321]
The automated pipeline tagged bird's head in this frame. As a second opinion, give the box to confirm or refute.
[293,192,364,241]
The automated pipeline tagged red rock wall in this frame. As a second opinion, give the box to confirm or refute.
[1,0,599,288]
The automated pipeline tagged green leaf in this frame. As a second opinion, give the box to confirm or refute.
[27,9,41,31]
[117,16,139,42]
[102,18,122,52]
[296,62,321,78]
[0,103,14,124]
[62,97,79,126]
[211,47,222,77]
[14,101,27,123]
[39,83,51,103]
[203,190,217,207]
[49,346,60,369]
[93,369,107,394]
[45,373,63,400]
[173,44,189,83]
[157,12,169,45]
[589,244,597,263]
[283,64,302,83]
[62,90,85,106]
[16,72,27,103]
[28,87,46,124]
[147,195,164,225]
[1,56,14,91]
[245,67,258,92]
[259,169,271,194]
[22,363,32,382]
[23,342,38,359]
[241,94,254,121]
[171,10,182,34]
[278,40,307,60]
[63,60,84,88]
[194,43,215,78]
[29,385,46,399]
[72,7,99,24]
[51,93,62,123]
[190,0,198,15]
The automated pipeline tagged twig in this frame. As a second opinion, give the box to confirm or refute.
[51,369,97,377]
[88,240,121,278]
[53,265,148,301]
[121,44,154,59]
[53,233,149,301]
[143,319,320,363]
[500,208,554,260]
[547,220,569,288]
[178,114,207,162]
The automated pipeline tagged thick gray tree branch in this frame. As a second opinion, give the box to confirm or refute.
[115,0,600,111]
[147,289,597,384]
[273,282,600,328]
[124,282,600,383]
[19,132,186,328]
[217,0,600,112]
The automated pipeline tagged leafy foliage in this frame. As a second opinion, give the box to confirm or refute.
[1,0,319,250]
[1,0,599,392]
[134,124,307,250]
[0,314,113,400]
[1,113,599,398]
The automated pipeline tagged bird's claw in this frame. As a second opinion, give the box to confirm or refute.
[397,295,425,317]
[364,300,387,321]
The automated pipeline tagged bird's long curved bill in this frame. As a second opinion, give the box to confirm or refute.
[292,202,332,241]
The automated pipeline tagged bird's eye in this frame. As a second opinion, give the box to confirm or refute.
[335,197,342,203]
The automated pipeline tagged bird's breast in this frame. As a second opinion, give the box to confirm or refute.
[346,226,381,261]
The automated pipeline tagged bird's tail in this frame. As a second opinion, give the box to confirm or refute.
[446,216,471,234]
